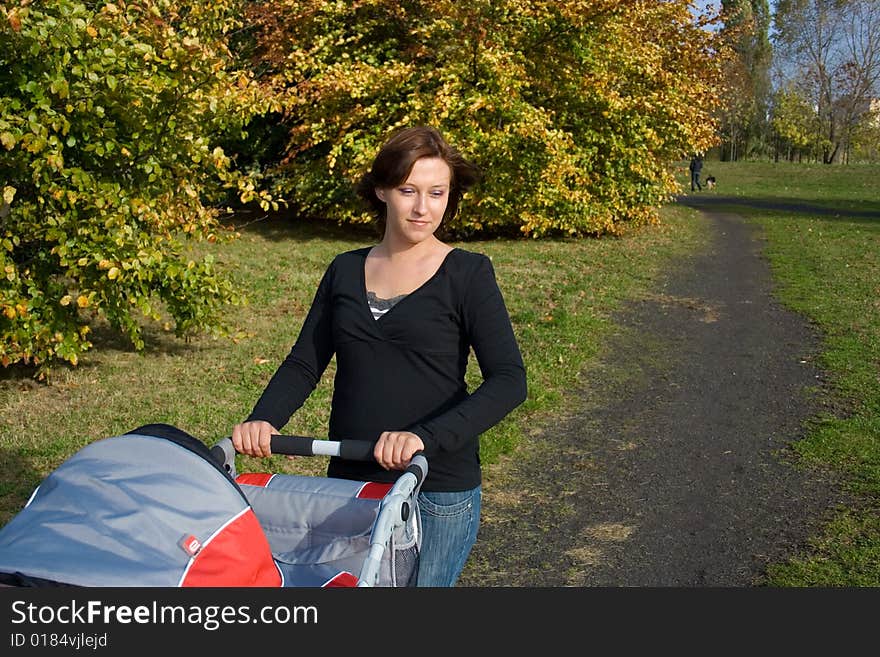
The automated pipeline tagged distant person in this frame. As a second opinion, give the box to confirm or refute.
[689,154,703,192]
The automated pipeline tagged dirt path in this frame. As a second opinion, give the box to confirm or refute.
[459,202,845,587]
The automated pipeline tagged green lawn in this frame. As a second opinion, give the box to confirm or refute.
[2,160,878,586]
[0,204,708,524]
[685,159,880,216]
[685,160,880,586]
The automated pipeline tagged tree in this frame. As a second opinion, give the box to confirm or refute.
[719,0,773,160]
[773,0,880,163]
[0,0,276,375]
[241,0,726,238]
[770,82,826,160]
[848,99,880,162]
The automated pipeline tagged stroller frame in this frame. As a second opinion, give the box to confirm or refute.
[0,425,428,588]
[211,435,428,587]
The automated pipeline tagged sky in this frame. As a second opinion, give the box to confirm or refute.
[690,0,780,36]
[692,0,779,17]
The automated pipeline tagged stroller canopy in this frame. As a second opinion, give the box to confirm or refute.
[0,424,280,587]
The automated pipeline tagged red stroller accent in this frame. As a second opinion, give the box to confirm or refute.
[0,424,426,587]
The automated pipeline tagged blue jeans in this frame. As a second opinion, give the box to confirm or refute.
[416,486,481,587]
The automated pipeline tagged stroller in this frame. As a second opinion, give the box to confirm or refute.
[0,424,427,587]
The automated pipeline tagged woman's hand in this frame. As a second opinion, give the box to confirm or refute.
[231,420,278,458]
[374,430,424,470]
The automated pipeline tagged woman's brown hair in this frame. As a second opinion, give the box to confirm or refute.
[356,126,480,229]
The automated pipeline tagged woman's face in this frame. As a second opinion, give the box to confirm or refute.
[376,157,451,245]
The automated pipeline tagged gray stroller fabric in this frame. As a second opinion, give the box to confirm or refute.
[239,474,421,587]
[0,425,421,587]
[0,431,273,587]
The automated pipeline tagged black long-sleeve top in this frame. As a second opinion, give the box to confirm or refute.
[246,247,527,491]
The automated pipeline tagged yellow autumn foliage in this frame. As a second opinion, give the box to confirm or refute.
[245,0,726,237]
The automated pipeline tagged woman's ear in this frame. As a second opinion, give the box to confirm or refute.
[375,188,386,202]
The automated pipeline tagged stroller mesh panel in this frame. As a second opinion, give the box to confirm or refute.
[394,541,420,587]
[240,473,420,586]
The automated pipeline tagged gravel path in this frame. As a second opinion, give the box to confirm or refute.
[459,201,845,587]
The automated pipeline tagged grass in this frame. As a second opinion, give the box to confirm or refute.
[2,159,878,587]
[680,160,880,586]
[690,159,880,216]
[0,204,708,527]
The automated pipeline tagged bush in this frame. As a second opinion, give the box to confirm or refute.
[0,0,275,375]
[243,0,725,238]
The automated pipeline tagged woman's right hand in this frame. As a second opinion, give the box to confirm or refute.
[231,420,279,458]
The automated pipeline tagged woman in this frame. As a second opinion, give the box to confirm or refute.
[232,126,527,586]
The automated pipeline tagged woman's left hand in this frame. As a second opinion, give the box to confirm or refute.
[374,430,425,470]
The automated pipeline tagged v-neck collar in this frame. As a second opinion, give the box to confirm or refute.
[361,248,457,324]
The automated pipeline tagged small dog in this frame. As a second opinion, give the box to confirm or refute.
[705,176,716,190]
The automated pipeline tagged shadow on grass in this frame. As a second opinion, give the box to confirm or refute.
[0,362,41,384]
[0,319,209,386]
[84,320,205,357]
[0,446,45,527]
[226,208,379,243]
[0,212,366,387]
[676,194,880,221]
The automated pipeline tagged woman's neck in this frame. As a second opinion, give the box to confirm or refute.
[374,235,448,262]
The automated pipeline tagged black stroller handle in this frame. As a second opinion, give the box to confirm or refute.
[269,435,376,461]
[271,436,427,488]
[210,436,427,487]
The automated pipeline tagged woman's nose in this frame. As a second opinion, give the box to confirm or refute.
[413,194,428,214]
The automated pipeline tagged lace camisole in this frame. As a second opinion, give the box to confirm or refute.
[367,290,408,320]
